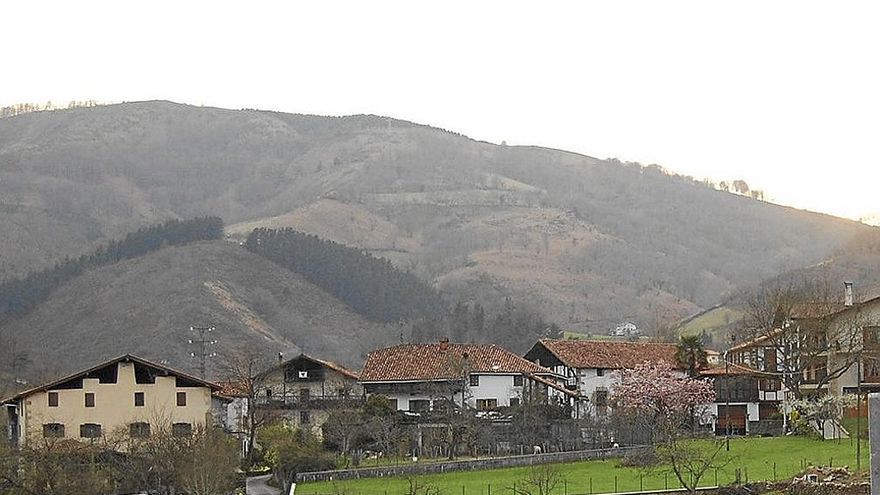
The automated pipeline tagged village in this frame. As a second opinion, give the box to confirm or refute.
[2,281,878,494]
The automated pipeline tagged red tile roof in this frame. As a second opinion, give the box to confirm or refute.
[361,343,553,382]
[534,339,680,370]
[698,363,775,377]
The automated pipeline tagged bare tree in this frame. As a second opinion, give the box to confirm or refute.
[512,464,565,495]
[176,427,241,495]
[425,351,474,460]
[737,276,875,400]
[219,347,277,467]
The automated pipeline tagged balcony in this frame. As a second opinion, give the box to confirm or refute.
[254,395,365,410]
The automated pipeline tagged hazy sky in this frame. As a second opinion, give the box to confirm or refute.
[2,1,878,221]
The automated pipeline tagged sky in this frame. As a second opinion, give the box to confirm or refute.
[1,1,878,222]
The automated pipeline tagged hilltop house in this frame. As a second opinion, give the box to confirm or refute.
[2,355,222,448]
[257,353,363,437]
[523,339,679,418]
[360,340,573,413]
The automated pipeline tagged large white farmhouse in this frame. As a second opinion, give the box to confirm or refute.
[524,339,679,418]
[360,340,572,413]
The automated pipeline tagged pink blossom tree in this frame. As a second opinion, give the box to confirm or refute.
[611,363,723,494]
[612,362,715,426]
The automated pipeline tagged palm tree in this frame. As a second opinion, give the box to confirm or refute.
[676,335,708,377]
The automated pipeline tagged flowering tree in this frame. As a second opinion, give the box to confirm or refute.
[612,363,721,494]
[612,363,715,427]
[790,395,857,438]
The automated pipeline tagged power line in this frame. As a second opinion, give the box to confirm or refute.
[188,325,217,378]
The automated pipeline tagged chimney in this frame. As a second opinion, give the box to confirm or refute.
[278,352,284,365]
[844,281,854,307]
[439,337,449,351]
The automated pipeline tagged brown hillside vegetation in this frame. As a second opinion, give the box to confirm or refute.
[0,101,874,335]
[2,241,392,379]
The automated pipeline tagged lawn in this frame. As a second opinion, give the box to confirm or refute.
[299,436,868,495]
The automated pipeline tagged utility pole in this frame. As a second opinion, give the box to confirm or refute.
[188,325,217,378]
[725,350,731,451]
[869,392,880,495]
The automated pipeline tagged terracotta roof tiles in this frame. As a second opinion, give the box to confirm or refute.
[534,339,680,370]
[361,343,552,382]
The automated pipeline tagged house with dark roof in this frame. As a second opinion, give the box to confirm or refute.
[256,353,363,437]
[360,340,572,413]
[524,339,679,418]
[1,355,222,448]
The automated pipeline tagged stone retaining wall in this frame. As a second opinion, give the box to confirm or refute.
[296,445,650,483]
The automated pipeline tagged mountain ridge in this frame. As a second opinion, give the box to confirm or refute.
[0,101,874,338]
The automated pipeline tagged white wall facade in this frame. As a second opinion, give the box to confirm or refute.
[370,373,524,412]
[467,374,522,408]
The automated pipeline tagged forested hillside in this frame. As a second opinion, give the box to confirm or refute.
[245,228,445,322]
[0,241,395,379]
[0,101,874,334]
[0,217,222,319]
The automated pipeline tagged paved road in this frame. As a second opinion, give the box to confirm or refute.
[246,474,281,495]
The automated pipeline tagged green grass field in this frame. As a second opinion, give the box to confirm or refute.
[299,436,867,495]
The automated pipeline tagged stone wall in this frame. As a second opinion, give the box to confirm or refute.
[296,445,650,483]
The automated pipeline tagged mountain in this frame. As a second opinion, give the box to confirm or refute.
[0,101,874,336]
[1,241,393,379]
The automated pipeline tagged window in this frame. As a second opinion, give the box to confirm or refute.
[176,392,187,407]
[409,399,430,412]
[48,392,58,407]
[300,388,310,401]
[84,392,95,408]
[172,423,192,437]
[134,392,145,407]
[80,423,102,439]
[513,375,524,387]
[388,398,398,410]
[130,422,151,438]
[509,398,520,407]
[596,368,605,377]
[476,399,498,411]
[594,390,608,408]
[43,423,64,438]
[759,379,781,391]
[300,411,311,424]
[763,349,778,372]
[469,375,480,387]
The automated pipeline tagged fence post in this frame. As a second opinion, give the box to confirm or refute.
[664,472,668,490]
[869,392,880,495]
[639,473,643,491]
[614,476,618,493]
[590,477,593,494]
[773,462,777,480]
[715,467,718,486]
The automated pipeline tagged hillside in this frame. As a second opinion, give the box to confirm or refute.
[0,101,874,334]
[674,229,880,347]
[0,241,393,379]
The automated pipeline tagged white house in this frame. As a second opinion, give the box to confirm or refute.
[524,339,679,418]
[360,340,571,413]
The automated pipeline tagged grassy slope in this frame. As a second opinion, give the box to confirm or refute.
[301,437,867,494]
[1,240,391,379]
